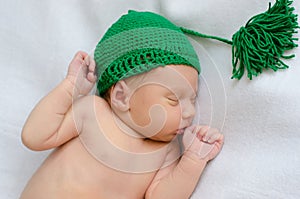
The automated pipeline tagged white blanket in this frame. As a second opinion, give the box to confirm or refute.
[1,0,299,198]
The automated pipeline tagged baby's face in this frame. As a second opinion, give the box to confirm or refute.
[127,65,198,142]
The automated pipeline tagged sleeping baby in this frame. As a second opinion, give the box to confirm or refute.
[20,10,224,199]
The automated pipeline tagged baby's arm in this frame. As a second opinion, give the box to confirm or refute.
[22,51,96,151]
[145,126,224,199]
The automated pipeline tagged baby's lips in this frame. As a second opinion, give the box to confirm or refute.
[176,129,185,135]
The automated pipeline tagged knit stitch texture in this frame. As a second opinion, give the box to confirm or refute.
[94,10,200,96]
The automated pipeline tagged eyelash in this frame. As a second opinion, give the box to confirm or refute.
[167,97,179,105]
[166,96,197,106]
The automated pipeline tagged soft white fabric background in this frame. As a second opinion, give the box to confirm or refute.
[1,0,299,198]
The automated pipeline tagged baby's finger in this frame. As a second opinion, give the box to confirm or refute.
[207,133,222,144]
[75,51,88,59]
[87,72,97,83]
[84,55,90,66]
[196,126,210,139]
[88,58,96,73]
[185,125,196,133]
[203,128,219,142]
[192,125,201,134]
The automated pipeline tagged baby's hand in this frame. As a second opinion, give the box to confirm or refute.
[182,125,224,162]
[66,51,97,96]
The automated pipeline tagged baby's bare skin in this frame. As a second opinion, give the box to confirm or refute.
[21,51,224,199]
[21,98,167,199]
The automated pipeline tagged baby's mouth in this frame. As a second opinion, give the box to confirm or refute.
[176,128,186,135]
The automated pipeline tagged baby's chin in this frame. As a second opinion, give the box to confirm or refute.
[147,132,178,143]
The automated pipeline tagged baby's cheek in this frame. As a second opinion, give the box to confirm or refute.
[129,99,153,127]
[166,106,181,128]
[131,109,151,127]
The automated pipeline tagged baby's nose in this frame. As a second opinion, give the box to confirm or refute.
[182,101,195,119]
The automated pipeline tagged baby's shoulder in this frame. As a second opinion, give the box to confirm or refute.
[75,95,110,108]
[73,95,112,119]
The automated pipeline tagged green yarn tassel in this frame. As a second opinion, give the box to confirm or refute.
[231,0,299,80]
[181,0,299,80]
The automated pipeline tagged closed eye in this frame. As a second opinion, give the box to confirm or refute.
[167,97,179,106]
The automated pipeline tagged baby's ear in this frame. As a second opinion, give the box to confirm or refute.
[110,80,130,112]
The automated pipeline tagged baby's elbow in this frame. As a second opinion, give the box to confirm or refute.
[21,129,33,150]
[21,130,35,151]
[21,128,44,151]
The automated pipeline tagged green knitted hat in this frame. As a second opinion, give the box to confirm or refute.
[94,10,200,96]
